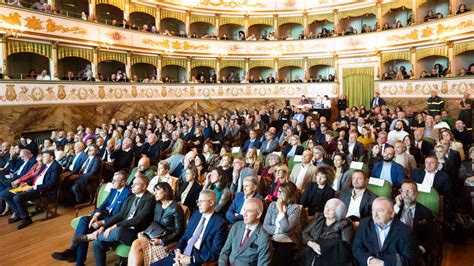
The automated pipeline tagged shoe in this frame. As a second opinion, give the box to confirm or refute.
[72,234,90,244]
[17,218,32,229]
[52,249,75,261]
[8,216,21,224]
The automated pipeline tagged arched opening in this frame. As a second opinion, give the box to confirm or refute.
[278,66,304,82]
[278,23,304,39]
[162,65,187,83]
[382,60,412,79]
[219,67,244,83]
[58,57,91,80]
[455,50,474,76]
[130,12,155,29]
[131,63,157,81]
[418,0,449,24]
[98,60,126,81]
[249,67,274,81]
[160,18,186,35]
[7,52,49,80]
[382,7,412,28]
[190,22,216,38]
[56,0,89,18]
[309,20,334,37]
[191,66,216,83]
[416,55,449,78]
[96,4,123,25]
[219,24,245,40]
[248,24,274,40]
[308,65,336,81]
[338,14,376,34]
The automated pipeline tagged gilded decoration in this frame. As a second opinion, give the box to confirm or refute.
[45,19,87,35]
[199,0,266,9]
[143,39,209,51]
[0,12,21,26]
[25,16,43,30]
[386,20,473,42]
[57,85,66,100]
[107,32,126,42]
[5,84,16,101]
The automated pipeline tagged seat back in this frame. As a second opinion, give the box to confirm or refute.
[96,184,110,207]
[367,179,393,198]
[288,157,297,172]
[417,188,440,215]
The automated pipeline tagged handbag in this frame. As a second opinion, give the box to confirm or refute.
[143,222,167,239]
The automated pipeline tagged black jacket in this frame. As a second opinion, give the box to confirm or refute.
[175,181,202,213]
[152,201,185,245]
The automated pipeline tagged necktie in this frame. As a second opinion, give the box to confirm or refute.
[81,158,91,174]
[106,190,121,214]
[406,208,413,228]
[183,217,207,256]
[126,197,140,220]
[239,228,251,249]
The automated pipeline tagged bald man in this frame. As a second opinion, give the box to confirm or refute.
[353,197,418,266]
[126,156,155,186]
[140,133,160,165]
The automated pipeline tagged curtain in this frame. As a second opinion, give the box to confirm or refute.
[129,3,156,17]
[220,60,245,69]
[338,6,376,19]
[416,45,448,60]
[7,40,51,59]
[220,16,245,26]
[308,13,335,24]
[131,54,158,67]
[162,57,187,68]
[249,60,274,69]
[278,16,304,26]
[308,57,334,67]
[343,67,374,108]
[454,41,474,55]
[191,59,216,69]
[248,17,273,27]
[96,0,124,10]
[381,50,411,63]
[58,46,93,62]
[97,50,127,64]
[381,0,412,16]
[161,9,186,23]
[190,14,215,25]
[278,59,304,68]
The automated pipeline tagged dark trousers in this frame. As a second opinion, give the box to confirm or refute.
[0,189,40,219]
[93,226,138,266]
[71,215,98,266]
[270,241,295,266]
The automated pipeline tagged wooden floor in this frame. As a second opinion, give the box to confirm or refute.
[0,206,472,266]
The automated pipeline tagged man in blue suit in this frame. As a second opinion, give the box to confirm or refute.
[241,130,262,153]
[353,197,418,266]
[2,150,61,229]
[69,145,101,204]
[66,142,88,174]
[152,189,227,266]
[0,149,36,191]
[372,147,405,188]
[52,171,131,264]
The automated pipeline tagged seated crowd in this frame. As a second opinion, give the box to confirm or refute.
[0,89,472,266]
[381,62,474,81]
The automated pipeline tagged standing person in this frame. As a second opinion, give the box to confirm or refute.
[370,92,386,108]
[427,90,445,116]
[337,95,347,111]
[459,92,472,130]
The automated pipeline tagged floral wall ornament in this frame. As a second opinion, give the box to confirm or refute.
[24,16,43,30]
[5,84,16,101]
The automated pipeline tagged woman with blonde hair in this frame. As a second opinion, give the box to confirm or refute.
[265,163,290,202]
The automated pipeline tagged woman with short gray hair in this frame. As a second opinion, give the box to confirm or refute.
[301,198,354,266]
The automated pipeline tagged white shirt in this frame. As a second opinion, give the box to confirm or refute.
[348,142,355,155]
[34,163,51,189]
[192,212,214,250]
[422,170,437,187]
[375,221,392,249]
[241,223,258,243]
[295,164,309,190]
[36,75,51,80]
[346,189,365,218]
[387,130,409,145]
[323,99,332,109]
[379,162,393,184]
[69,153,82,171]
[434,122,450,130]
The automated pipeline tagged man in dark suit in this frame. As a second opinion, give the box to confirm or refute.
[52,171,131,264]
[376,131,393,152]
[219,198,272,265]
[394,180,436,258]
[339,170,377,222]
[372,147,405,188]
[69,145,101,204]
[414,129,434,158]
[141,133,160,165]
[241,130,262,153]
[353,197,418,266]
[411,156,452,197]
[103,137,134,181]
[348,132,365,160]
[0,148,36,191]
[370,92,386,108]
[93,174,155,266]
[260,131,279,155]
[153,189,227,266]
[2,150,61,229]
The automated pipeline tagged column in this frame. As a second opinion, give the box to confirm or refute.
[244,15,249,37]
[0,35,7,79]
[157,55,162,80]
[92,48,98,79]
[216,15,220,36]
[410,47,417,78]
[124,0,130,21]
[303,57,308,81]
[186,57,191,81]
[89,0,96,21]
[447,41,455,76]
[185,12,190,38]
[156,7,161,30]
[333,54,341,95]
[216,58,221,82]
[377,50,383,79]
[303,13,308,36]
[376,1,382,30]
[245,58,249,81]
[411,0,417,23]
[333,10,339,34]
[126,52,131,77]
[50,42,58,80]
[273,15,278,39]
[274,58,278,81]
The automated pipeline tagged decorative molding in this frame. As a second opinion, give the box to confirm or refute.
[375,77,473,98]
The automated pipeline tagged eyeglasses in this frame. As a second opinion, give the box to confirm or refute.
[196,199,212,204]
[275,169,285,173]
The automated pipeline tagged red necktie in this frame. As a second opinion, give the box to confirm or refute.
[32,166,49,185]
[239,228,251,249]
